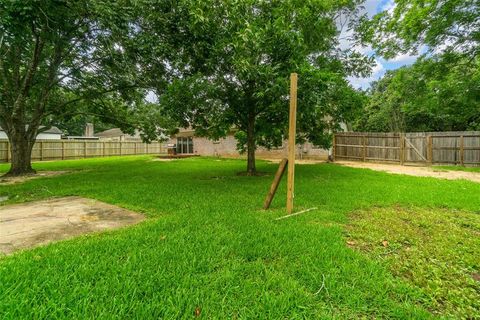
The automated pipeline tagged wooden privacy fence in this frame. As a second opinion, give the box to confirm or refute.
[0,140,166,163]
[333,132,480,166]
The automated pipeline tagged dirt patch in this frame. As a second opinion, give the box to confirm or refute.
[0,171,69,185]
[336,161,480,183]
[0,197,144,255]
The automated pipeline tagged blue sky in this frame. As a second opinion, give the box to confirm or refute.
[345,0,424,89]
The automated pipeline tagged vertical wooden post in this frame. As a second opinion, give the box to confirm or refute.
[286,73,298,214]
[427,135,433,165]
[362,135,367,161]
[62,141,65,160]
[84,141,87,158]
[460,135,464,166]
[332,134,336,162]
[6,141,10,163]
[399,134,405,165]
[40,141,44,161]
[120,142,123,156]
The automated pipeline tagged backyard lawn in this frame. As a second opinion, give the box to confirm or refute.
[435,166,480,173]
[0,156,479,319]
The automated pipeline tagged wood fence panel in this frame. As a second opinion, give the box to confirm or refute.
[334,131,480,166]
[0,140,166,163]
[404,135,427,163]
[464,136,480,164]
[0,141,8,162]
[432,136,461,164]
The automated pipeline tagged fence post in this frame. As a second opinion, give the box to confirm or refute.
[40,141,44,161]
[460,135,464,166]
[362,135,367,162]
[102,142,105,157]
[6,141,10,163]
[84,141,87,158]
[62,141,65,160]
[400,134,405,165]
[427,135,433,165]
[332,134,336,162]
[120,142,123,155]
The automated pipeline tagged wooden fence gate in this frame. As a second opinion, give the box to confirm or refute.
[333,132,480,166]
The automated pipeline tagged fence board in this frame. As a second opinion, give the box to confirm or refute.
[334,132,480,166]
[0,140,166,163]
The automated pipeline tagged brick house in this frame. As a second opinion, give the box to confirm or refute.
[168,128,330,160]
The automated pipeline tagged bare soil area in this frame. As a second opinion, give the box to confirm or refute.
[0,197,144,255]
[337,161,480,183]
[0,171,69,185]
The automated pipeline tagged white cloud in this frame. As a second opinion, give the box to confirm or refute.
[389,52,419,64]
[388,45,428,63]
[146,91,158,103]
[381,0,396,14]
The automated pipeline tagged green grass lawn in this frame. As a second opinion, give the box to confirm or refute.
[0,156,479,319]
[434,165,480,173]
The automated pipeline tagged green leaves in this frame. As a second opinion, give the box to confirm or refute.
[358,0,480,58]
[354,53,480,132]
[151,0,367,168]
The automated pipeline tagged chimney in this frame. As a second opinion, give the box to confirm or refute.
[84,123,94,137]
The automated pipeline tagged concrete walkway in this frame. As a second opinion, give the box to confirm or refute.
[0,197,144,255]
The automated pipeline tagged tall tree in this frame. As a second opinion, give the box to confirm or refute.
[354,54,480,132]
[0,0,169,176]
[154,0,369,175]
[355,0,480,133]
[357,0,479,58]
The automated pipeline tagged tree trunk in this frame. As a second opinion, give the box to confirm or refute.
[246,111,256,175]
[5,133,36,177]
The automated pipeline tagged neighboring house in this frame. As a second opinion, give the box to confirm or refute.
[169,128,330,160]
[0,126,63,140]
[95,128,142,141]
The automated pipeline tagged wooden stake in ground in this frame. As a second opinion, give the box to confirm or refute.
[287,73,298,214]
[263,158,288,209]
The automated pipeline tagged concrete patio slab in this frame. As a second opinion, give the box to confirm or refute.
[0,197,144,255]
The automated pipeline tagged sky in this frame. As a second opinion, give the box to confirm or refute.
[345,0,425,90]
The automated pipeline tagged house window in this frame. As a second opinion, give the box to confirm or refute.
[177,137,194,154]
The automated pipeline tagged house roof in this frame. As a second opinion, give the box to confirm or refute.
[0,126,62,134]
[95,128,124,137]
[95,128,141,138]
[40,126,63,134]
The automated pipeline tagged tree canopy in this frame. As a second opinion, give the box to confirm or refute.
[0,0,183,175]
[354,53,480,132]
[354,0,480,133]
[152,0,369,174]
[358,0,480,58]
